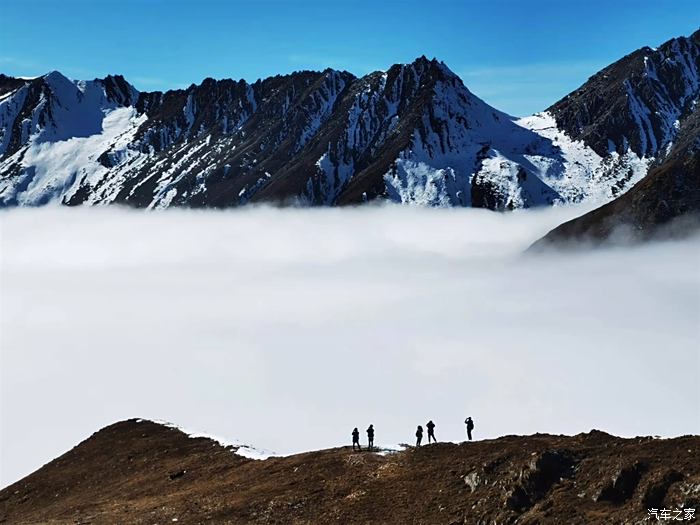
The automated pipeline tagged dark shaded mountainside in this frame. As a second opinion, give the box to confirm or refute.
[1,420,699,525]
[0,30,698,218]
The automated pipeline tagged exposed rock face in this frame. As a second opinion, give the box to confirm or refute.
[3,31,698,210]
[596,461,649,504]
[506,450,577,512]
[0,419,698,525]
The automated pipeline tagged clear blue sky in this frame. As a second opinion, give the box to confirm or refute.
[1,0,697,116]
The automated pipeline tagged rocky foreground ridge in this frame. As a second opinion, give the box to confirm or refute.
[1,419,698,524]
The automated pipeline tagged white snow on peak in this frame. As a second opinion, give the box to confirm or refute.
[34,72,129,143]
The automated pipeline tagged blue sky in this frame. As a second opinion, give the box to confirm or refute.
[1,0,697,116]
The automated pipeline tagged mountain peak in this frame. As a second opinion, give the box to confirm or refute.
[41,70,70,84]
[407,55,446,70]
[100,74,139,106]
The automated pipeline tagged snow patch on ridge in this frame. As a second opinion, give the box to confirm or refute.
[307,150,355,205]
[135,419,275,461]
[384,160,466,207]
[517,112,650,204]
[296,72,347,151]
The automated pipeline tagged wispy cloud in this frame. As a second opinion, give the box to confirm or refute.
[0,56,46,77]
[0,56,39,68]
[130,76,187,91]
[458,61,605,80]
[0,58,96,82]
[132,76,167,87]
[288,53,348,69]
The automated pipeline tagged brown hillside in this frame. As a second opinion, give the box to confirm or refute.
[1,419,698,524]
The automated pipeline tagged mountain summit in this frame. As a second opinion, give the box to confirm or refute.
[0,32,698,210]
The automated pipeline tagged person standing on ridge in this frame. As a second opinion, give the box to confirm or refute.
[465,417,474,441]
[415,425,423,447]
[427,420,437,443]
[352,427,361,451]
[367,424,375,451]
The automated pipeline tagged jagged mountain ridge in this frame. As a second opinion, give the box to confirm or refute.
[0,30,698,210]
[549,30,699,159]
[0,61,574,209]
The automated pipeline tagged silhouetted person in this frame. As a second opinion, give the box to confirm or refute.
[352,427,361,451]
[465,417,474,441]
[415,425,423,447]
[427,420,436,443]
[367,424,374,451]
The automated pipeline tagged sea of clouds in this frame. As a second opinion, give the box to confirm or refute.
[1,204,699,486]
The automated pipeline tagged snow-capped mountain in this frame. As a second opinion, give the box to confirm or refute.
[529,30,700,245]
[533,96,700,247]
[0,30,698,210]
[549,32,699,160]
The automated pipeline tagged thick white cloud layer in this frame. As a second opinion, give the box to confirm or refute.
[1,205,699,487]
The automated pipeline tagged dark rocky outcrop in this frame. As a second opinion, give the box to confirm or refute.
[596,461,649,504]
[642,470,685,509]
[506,450,578,511]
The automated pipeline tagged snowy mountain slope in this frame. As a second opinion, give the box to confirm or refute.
[0,73,141,206]
[256,58,644,209]
[0,31,698,210]
[517,112,650,203]
[532,103,700,247]
[73,69,355,208]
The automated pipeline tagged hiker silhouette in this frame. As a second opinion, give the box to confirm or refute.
[352,427,361,451]
[465,417,474,441]
[415,425,423,447]
[367,424,374,451]
[427,420,436,443]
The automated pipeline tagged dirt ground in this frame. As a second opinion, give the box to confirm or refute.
[1,419,698,524]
